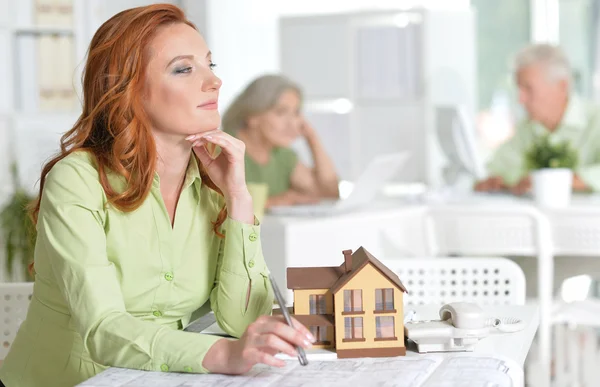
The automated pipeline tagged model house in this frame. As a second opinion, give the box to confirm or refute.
[287,246,407,358]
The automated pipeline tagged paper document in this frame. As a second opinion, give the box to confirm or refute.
[79,355,514,387]
[82,313,517,387]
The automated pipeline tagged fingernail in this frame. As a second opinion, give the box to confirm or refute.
[186,135,196,140]
[303,340,312,348]
[192,141,200,147]
[306,333,316,343]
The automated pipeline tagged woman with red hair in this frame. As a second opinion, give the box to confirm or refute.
[0,4,313,386]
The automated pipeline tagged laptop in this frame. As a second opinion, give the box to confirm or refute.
[268,152,410,216]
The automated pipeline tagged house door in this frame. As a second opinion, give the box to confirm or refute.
[309,326,329,345]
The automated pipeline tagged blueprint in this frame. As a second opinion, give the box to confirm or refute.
[78,355,513,387]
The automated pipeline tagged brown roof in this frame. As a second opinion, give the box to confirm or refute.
[287,266,346,290]
[292,314,334,327]
[330,247,408,294]
[286,246,407,294]
[273,306,294,315]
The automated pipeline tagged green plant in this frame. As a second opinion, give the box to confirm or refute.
[0,163,36,281]
[524,135,578,171]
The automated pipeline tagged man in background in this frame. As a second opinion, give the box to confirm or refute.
[476,43,600,194]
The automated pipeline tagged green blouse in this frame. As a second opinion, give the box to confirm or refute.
[0,151,273,387]
[244,147,298,196]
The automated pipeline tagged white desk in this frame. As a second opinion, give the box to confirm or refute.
[261,193,589,298]
[409,304,538,367]
[80,304,538,387]
[260,193,600,387]
[266,304,538,368]
[261,203,429,301]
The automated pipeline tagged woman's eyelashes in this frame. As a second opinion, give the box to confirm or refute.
[172,62,217,74]
[173,65,193,74]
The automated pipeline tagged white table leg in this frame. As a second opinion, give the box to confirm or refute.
[538,252,554,387]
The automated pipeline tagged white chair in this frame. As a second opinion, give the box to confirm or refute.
[0,282,33,360]
[549,300,600,387]
[423,204,554,387]
[380,257,526,306]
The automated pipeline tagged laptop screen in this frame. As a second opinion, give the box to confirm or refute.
[338,152,410,209]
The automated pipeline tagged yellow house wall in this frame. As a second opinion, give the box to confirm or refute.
[334,263,405,351]
[293,288,335,347]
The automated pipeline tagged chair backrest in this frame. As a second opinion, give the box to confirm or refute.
[0,282,33,359]
[424,203,554,380]
[380,257,526,306]
[546,206,600,256]
[424,204,553,258]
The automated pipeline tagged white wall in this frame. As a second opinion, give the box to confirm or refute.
[86,0,182,41]
[203,0,279,111]
[204,0,470,111]
[0,116,10,205]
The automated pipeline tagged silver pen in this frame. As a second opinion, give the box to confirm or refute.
[268,274,308,366]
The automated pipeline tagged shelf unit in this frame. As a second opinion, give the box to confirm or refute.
[0,1,195,196]
[0,0,88,196]
[0,0,88,281]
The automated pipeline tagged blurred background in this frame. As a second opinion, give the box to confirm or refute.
[2,0,598,199]
[2,1,600,385]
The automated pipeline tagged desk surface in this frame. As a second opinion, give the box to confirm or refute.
[198,304,539,368]
[262,192,600,223]
[81,305,538,387]
[408,304,539,366]
[433,191,600,208]
[80,304,537,387]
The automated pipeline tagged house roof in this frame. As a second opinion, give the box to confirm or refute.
[293,314,335,327]
[330,246,408,294]
[287,265,346,290]
[286,246,408,294]
[273,306,294,315]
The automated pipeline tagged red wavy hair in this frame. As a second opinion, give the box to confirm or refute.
[30,4,227,235]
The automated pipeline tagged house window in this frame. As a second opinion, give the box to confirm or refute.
[376,316,395,339]
[309,295,326,314]
[344,317,363,339]
[309,326,329,344]
[375,288,394,311]
[343,289,363,312]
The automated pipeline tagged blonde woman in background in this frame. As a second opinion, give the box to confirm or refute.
[222,74,339,208]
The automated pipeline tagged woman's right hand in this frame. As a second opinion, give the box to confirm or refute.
[202,315,315,374]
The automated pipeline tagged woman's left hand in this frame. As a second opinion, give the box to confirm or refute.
[186,130,248,199]
[299,117,317,140]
